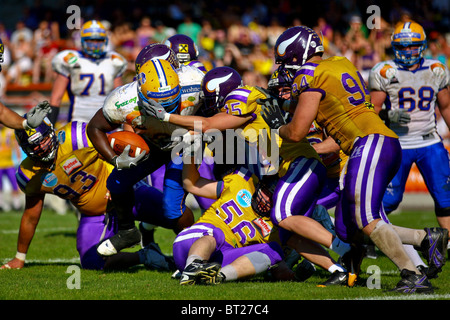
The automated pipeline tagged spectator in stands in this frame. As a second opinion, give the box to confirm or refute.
[136,17,155,49]
[6,34,33,85]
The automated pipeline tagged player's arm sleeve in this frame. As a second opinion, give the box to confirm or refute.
[102,88,126,125]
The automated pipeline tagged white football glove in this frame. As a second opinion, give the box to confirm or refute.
[388,109,411,124]
[24,101,52,129]
[110,145,147,170]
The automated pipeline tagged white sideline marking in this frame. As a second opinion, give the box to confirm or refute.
[1,227,76,234]
[1,258,80,264]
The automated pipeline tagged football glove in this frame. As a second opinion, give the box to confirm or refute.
[24,101,52,129]
[258,97,286,130]
[388,109,411,124]
[110,144,147,170]
[138,98,170,122]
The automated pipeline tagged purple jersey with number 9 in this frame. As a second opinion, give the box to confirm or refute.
[291,56,397,155]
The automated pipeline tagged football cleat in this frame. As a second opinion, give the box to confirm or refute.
[180,259,221,285]
[392,269,433,294]
[340,244,366,287]
[415,227,448,276]
[294,259,316,282]
[417,265,440,279]
[97,227,141,256]
[317,271,348,287]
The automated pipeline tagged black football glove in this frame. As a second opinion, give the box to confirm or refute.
[258,97,286,130]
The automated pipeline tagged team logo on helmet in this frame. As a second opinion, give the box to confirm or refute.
[276,31,302,57]
[135,43,179,74]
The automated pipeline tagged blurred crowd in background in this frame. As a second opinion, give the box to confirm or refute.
[0,0,449,211]
[0,0,449,92]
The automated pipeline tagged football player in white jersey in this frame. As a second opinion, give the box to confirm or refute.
[48,20,127,125]
[369,21,450,257]
[87,53,205,256]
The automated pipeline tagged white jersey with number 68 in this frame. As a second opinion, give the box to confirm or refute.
[369,59,450,149]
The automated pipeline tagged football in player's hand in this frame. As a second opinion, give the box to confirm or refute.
[107,130,150,157]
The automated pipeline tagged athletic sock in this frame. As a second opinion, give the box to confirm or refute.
[370,221,419,274]
[329,237,351,257]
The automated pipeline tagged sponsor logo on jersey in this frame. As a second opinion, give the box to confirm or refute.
[63,52,78,65]
[252,217,272,238]
[236,189,252,208]
[115,96,137,109]
[41,172,58,188]
[181,84,201,95]
[57,131,66,144]
[61,156,82,175]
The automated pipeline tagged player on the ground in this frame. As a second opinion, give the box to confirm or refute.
[175,143,349,285]
[369,21,450,259]
[260,25,448,293]
[48,20,127,125]
[142,66,366,286]
[0,118,173,271]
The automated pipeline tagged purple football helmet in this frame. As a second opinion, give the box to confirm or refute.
[135,43,179,74]
[200,66,243,115]
[267,64,295,98]
[164,34,199,63]
[274,26,324,70]
[15,117,58,162]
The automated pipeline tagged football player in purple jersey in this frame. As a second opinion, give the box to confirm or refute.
[261,25,448,293]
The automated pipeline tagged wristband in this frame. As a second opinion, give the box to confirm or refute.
[109,156,118,168]
[15,252,26,261]
[163,113,171,122]
[22,119,32,130]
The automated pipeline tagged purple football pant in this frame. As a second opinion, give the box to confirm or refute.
[77,182,165,270]
[0,167,19,191]
[172,222,284,272]
[270,157,326,244]
[317,177,340,210]
[334,134,400,243]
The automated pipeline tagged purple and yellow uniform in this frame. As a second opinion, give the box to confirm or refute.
[220,86,325,233]
[292,56,399,241]
[0,126,20,192]
[307,121,348,209]
[16,121,164,269]
[173,167,283,271]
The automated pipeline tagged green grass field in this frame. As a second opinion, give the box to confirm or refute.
[0,207,449,307]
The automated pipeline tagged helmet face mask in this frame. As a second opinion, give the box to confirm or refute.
[165,34,199,63]
[80,20,108,59]
[15,118,58,162]
[137,59,181,114]
[274,26,324,71]
[391,21,427,67]
[268,65,294,99]
[135,43,179,74]
[200,66,243,115]
[251,177,278,217]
